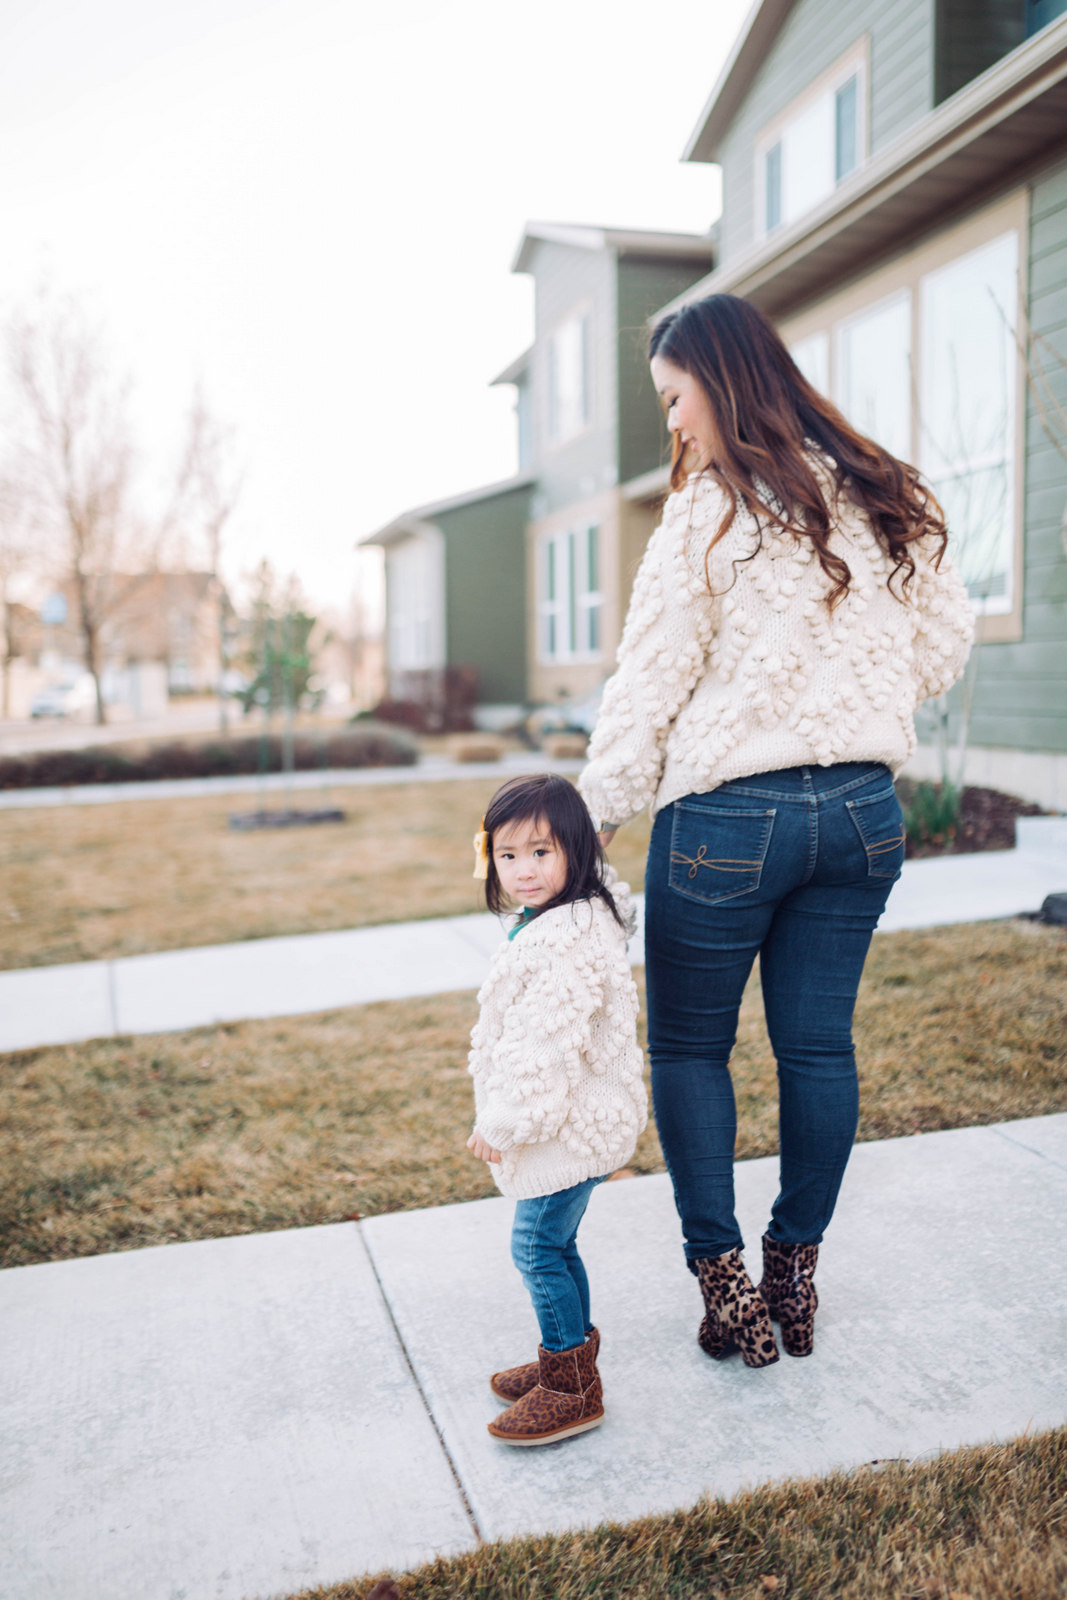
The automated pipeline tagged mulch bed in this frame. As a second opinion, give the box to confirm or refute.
[896,779,1048,859]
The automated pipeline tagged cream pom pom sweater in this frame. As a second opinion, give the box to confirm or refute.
[579,469,975,828]
[468,877,647,1201]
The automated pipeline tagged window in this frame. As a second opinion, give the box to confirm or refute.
[547,311,591,444]
[779,193,1025,635]
[835,77,858,181]
[538,525,602,662]
[789,330,829,394]
[758,43,867,236]
[919,233,1018,608]
[765,142,782,233]
[1027,0,1067,36]
[387,530,445,672]
[836,291,912,461]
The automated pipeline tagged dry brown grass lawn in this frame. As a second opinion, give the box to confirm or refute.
[0,780,652,969]
[2,918,1062,1270]
[295,1426,1067,1600]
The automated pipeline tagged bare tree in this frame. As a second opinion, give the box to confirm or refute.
[0,471,36,719]
[177,387,243,731]
[1006,302,1067,558]
[4,293,180,725]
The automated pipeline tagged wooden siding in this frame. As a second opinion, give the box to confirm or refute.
[717,0,933,264]
[965,160,1067,754]
[436,484,532,705]
[616,256,711,485]
[524,240,618,519]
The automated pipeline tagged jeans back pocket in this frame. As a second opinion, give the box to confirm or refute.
[668,803,776,905]
[846,787,906,879]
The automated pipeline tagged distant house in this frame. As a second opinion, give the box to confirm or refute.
[667,0,1067,807]
[361,225,714,725]
[34,570,228,698]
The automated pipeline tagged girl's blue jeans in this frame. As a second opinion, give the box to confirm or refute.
[511,1176,608,1352]
[645,762,904,1266]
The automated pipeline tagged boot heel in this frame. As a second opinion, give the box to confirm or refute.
[734,1305,780,1369]
[778,1315,815,1358]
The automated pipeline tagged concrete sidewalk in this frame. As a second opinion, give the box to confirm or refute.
[3,1114,1065,1600]
[1,818,1064,1053]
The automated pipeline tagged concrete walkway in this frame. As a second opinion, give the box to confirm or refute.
[2,1114,1065,1600]
[1,818,1065,1053]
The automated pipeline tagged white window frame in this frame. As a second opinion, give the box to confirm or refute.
[755,38,870,240]
[545,305,592,447]
[777,190,1028,645]
[537,524,603,664]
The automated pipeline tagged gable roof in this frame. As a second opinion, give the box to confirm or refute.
[684,0,798,162]
[358,473,535,549]
[511,222,714,275]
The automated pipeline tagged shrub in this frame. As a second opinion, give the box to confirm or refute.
[0,723,418,790]
[903,779,962,849]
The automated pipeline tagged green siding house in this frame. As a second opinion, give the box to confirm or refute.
[668,0,1067,808]
[361,225,713,725]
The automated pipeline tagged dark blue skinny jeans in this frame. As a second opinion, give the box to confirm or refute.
[645,762,904,1267]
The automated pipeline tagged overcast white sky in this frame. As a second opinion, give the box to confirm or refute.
[0,0,751,610]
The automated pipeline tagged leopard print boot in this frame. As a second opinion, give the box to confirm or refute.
[758,1233,819,1357]
[487,1332,604,1446]
[694,1249,780,1368]
[490,1326,600,1402]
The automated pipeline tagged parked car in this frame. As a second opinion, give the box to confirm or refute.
[30,674,97,719]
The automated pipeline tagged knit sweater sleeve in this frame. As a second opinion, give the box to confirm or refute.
[578,487,718,828]
[908,537,976,703]
[470,938,605,1155]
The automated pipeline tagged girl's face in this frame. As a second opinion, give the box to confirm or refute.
[492,818,567,909]
[650,354,719,470]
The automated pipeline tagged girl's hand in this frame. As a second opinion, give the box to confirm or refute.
[467,1130,502,1164]
[598,827,617,849]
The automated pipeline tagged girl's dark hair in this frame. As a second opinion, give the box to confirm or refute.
[482,773,623,926]
[648,293,948,607]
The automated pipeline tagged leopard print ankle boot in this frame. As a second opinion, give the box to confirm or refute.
[758,1233,819,1357]
[487,1333,604,1446]
[694,1249,780,1368]
[490,1326,600,1402]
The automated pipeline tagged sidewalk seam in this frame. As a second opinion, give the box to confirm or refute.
[989,1124,1067,1173]
[356,1225,484,1547]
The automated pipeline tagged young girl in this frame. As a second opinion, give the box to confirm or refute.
[466,773,647,1447]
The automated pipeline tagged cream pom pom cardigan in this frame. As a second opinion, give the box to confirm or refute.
[468,875,647,1201]
[578,467,975,830]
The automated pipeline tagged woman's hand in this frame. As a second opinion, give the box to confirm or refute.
[466,1129,501,1164]
[598,827,618,849]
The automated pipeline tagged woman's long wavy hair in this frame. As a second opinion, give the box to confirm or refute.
[648,294,948,607]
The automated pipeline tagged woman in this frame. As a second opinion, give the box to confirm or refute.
[578,294,974,1368]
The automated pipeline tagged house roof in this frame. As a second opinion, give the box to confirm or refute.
[683,0,797,163]
[490,347,532,387]
[663,13,1067,320]
[357,473,536,549]
[511,222,715,275]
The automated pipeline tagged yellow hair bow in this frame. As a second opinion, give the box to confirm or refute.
[473,816,489,880]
